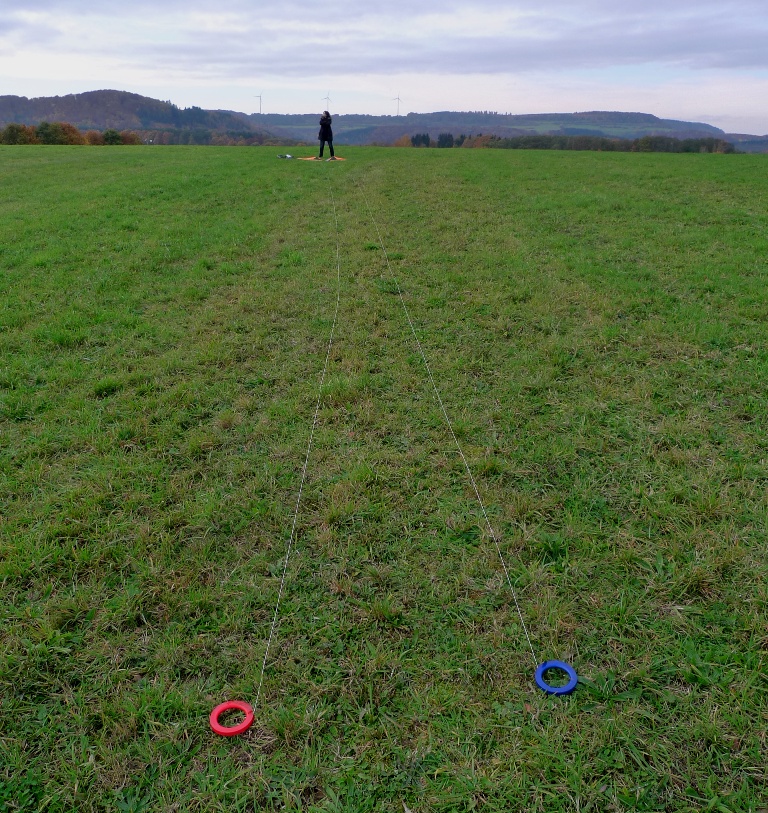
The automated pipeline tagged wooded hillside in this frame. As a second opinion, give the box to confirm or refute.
[2,90,766,151]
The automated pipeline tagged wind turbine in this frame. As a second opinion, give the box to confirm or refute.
[392,92,403,116]
[322,91,332,110]
[254,92,263,114]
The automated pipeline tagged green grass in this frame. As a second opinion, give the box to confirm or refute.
[1,145,768,812]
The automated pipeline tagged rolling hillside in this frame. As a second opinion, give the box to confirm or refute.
[237,109,733,146]
[2,90,767,150]
[0,90,266,137]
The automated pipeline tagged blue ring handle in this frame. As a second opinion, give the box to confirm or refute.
[535,660,578,696]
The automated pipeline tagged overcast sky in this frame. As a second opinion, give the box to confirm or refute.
[2,1,767,133]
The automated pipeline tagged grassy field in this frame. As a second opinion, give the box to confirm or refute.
[1,145,767,812]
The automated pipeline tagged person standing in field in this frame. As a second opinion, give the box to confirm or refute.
[317,111,336,160]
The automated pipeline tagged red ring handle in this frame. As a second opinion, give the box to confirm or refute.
[209,700,254,737]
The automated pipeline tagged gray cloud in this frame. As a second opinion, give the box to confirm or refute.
[93,5,767,79]
[0,14,62,46]
[11,0,767,11]
[3,1,767,89]
[8,0,767,21]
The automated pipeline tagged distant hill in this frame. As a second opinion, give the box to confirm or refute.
[0,90,268,137]
[2,91,767,151]
[237,109,737,146]
[722,133,768,153]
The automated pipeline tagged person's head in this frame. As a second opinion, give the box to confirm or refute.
[323,110,330,118]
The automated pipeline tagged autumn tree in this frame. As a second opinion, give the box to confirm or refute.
[59,122,86,145]
[1,123,39,144]
[119,130,141,145]
[461,134,494,148]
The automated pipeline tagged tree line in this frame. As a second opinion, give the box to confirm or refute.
[3,120,739,153]
[485,134,737,153]
[1,121,295,147]
[396,133,737,153]
[401,133,470,148]
[1,122,141,145]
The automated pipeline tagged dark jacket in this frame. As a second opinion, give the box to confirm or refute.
[318,114,333,141]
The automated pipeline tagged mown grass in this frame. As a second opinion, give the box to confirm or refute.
[1,145,767,812]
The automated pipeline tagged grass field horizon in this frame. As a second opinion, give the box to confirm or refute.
[2,145,767,812]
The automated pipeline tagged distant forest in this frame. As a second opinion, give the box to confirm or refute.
[3,91,768,151]
[1,122,141,145]
[1,121,740,154]
[2,90,765,152]
[0,121,291,147]
[487,134,737,153]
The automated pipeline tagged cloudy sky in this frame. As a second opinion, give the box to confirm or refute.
[2,0,767,133]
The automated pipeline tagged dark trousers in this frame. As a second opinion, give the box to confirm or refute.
[319,139,334,157]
